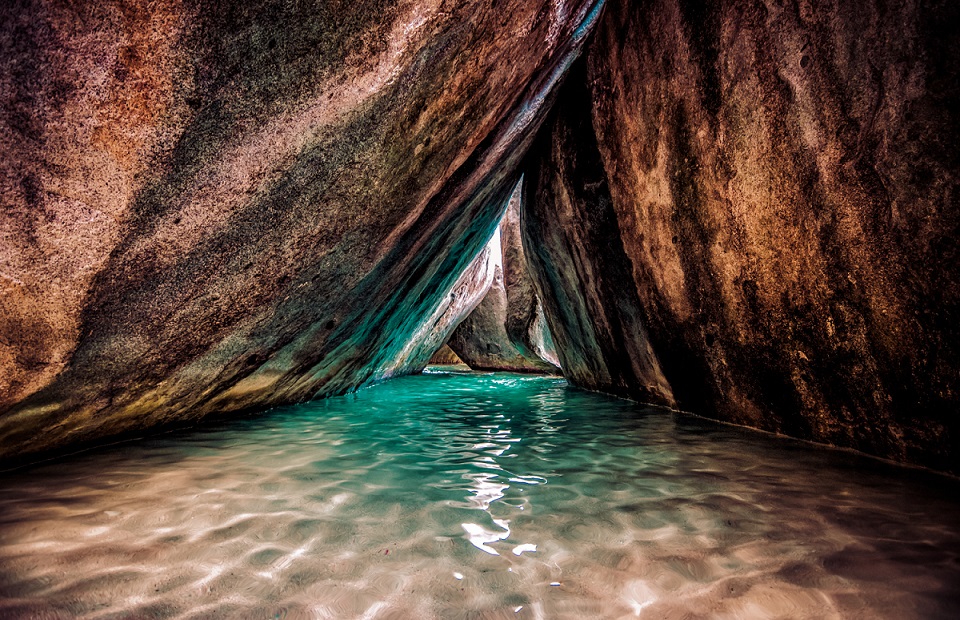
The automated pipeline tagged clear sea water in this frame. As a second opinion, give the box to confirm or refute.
[0,368,958,619]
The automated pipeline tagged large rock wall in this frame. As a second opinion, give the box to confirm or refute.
[525,0,960,471]
[0,0,604,463]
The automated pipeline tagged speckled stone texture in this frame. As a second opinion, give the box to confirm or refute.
[447,184,560,373]
[525,0,960,471]
[0,0,604,463]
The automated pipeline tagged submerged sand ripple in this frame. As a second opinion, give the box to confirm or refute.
[0,370,958,619]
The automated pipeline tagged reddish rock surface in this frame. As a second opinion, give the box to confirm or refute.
[525,0,960,471]
[0,0,603,463]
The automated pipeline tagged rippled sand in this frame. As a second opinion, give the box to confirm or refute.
[0,369,958,619]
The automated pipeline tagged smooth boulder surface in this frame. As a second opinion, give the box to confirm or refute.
[523,60,675,406]
[427,344,466,366]
[500,182,561,369]
[524,0,960,471]
[447,184,560,373]
[0,0,604,463]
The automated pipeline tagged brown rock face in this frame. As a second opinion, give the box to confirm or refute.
[501,183,562,370]
[0,0,604,463]
[525,0,960,471]
[427,344,465,366]
[447,184,560,373]
[523,60,675,405]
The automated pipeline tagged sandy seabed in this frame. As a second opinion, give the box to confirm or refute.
[0,370,957,619]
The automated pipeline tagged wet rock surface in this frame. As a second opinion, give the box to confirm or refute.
[524,0,960,471]
[0,0,603,463]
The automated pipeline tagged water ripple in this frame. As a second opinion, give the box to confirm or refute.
[0,369,958,618]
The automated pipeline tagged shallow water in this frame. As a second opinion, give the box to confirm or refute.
[0,369,958,619]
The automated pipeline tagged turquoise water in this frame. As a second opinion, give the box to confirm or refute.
[0,368,958,619]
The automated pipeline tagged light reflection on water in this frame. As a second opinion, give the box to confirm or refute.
[0,368,958,619]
